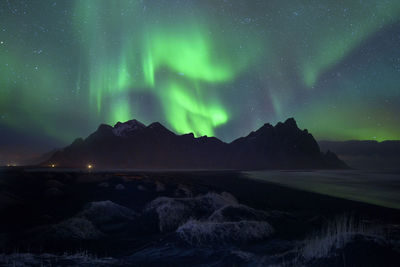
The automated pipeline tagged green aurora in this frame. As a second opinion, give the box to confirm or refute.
[1,0,400,158]
[73,1,260,137]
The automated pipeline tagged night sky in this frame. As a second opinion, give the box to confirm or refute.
[1,0,400,163]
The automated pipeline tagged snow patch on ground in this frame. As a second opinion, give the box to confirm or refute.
[78,200,137,225]
[137,185,147,191]
[155,181,165,192]
[145,192,238,232]
[177,220,274,245]
[115,184,125,190]
[42,218,102,240]
[33,201,136,241]
[174,184,192,197]
[208,204,270,222]
[0,252,117,266]
[97,182,109,188]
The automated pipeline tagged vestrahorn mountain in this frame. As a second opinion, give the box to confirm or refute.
[44,118,348,170]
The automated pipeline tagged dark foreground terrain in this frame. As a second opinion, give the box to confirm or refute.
[0,167,399,266]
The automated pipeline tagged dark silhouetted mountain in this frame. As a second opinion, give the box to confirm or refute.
[44,118,348,170]
[319,140,400,171]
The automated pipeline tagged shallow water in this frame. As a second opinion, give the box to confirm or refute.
[244,170,400,209]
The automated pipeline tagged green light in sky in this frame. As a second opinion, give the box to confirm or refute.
[301,1,400,87]
[163,81,228,137]
[2,0,400,148]
[109,97,132,125]
[297,102,400,141]
[142,50,155,87]
[143,26,235,83]
[73,0,255,136]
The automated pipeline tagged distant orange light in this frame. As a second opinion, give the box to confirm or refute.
[50,164,56,168]
[87,164,93,169]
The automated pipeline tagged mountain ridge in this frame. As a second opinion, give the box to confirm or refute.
[44,118,348,170]
[319,140,400,171]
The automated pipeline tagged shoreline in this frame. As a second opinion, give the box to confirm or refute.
[0,168,399,265]
[145,170,400,221]
[2,168,399,217]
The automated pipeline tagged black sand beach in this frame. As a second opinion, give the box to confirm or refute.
[0,167,399,266]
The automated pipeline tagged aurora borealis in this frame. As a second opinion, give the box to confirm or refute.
[1,0,400,162]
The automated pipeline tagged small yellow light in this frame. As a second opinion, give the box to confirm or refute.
[50,164,55,168]
[87,164,93,169]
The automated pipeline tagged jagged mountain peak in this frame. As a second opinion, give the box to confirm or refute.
[112,119,146,137]
[147,121,169,131]
[45,117,348,170]
[283,117,297,127]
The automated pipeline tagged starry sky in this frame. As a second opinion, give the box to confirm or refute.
[1,0,400,163]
